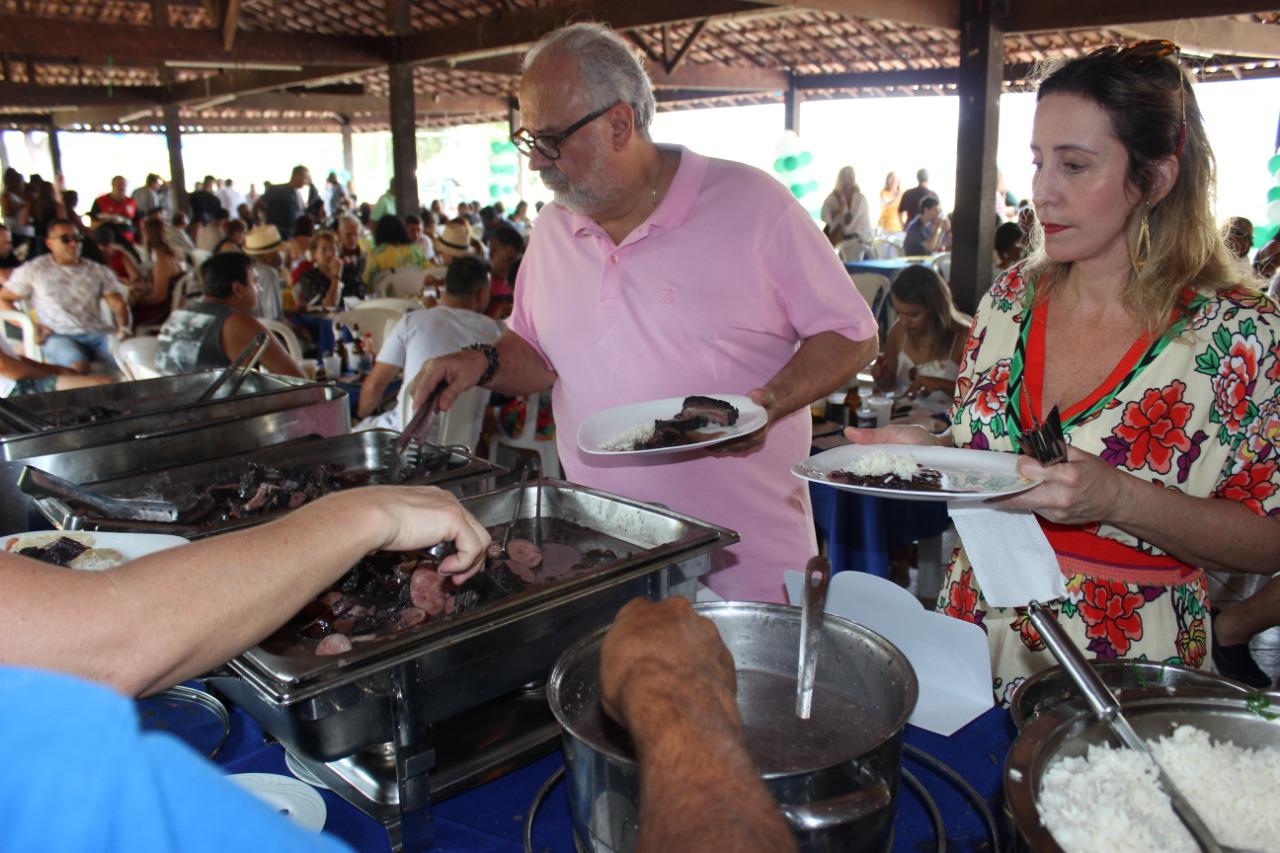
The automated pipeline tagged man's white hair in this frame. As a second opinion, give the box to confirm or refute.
[523,22,656,138]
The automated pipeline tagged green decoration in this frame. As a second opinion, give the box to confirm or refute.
[1269,153,1280,177]
[1255,223,1280,248]
[1269,186,1280,204]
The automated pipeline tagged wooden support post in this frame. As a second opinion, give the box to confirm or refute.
[950,0,1006,315]
[162,103,189,214]
[46,120,63,182]
[783,73,801,134]
[0,131,9,173]
[339,114,354,180]
[388,62,418,217]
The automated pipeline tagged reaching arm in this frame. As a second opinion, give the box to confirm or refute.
[0,486,490,697]
[357,361,401,419]
[103,291,130,335]
[600,598,797,853]
[407,328,557,415]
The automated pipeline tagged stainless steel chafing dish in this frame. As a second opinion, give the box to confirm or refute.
[0,373,348,530]
[207,480,738,852]
[31,430,505,537]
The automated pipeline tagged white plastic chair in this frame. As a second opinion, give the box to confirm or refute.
[869,239,903,259]
[397,384,491,450]
[375,267,430,299]
[932,252,952,283]
[262,320,303,361]
[850,273,890,316]
[487,392,561,478]
[116,335,163,380]
[0,309,41,361]
[357,298,421,313]
[332,305,412,353]
[836,237,866,262]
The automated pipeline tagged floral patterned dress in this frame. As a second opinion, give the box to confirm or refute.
[935,263,1280,705]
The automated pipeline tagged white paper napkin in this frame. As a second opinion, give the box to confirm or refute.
[947,504,1066,607]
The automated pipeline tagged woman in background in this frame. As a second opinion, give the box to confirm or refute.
[871,264,969,418]
[878,171,903,234]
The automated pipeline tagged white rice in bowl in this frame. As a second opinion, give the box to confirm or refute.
[1038,724,1280,853]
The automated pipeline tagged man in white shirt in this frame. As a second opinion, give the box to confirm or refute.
[357,256,500,434]
[0,220,130,373]
[217,179,245,218]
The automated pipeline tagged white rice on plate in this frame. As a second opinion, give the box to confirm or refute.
[845,450,921,479]
[599,423,655,451]
[1039,724,1280,852]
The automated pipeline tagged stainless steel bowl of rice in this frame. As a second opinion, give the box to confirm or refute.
[1005,689,1280,853]
[1009,660,1252,730]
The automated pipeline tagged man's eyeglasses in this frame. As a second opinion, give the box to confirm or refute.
[55,235,84,244]
[511,101,621,161]
[1116,39,1187,157]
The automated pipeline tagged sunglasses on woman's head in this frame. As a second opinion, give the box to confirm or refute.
[1116,39,1188,157]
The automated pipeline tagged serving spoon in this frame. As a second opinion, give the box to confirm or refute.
[795,555,831,720]
[1027,601,1238,853]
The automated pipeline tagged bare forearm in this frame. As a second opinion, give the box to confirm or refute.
[357,364,398,418]
[764,331,876,418]
[627,691,795,853]
[0,491,389,696]
[486,330,557,396]
[1111,478,1280,574]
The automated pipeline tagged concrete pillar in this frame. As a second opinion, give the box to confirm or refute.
[339,114,354,182]
[784,74,801,135]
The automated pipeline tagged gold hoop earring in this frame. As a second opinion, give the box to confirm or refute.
[1132,207,1151,273]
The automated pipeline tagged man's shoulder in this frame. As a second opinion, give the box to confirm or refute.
[699,154,792,203]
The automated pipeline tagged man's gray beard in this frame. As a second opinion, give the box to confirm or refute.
[541,167,625,217]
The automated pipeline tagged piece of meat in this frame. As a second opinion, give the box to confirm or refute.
[678,395,739,427]
[397,606,427,627]
[16,536,90,567]
[538,542,586,581]
[315,633,353,655]
[506,539,543,573]
[410,567,449,616]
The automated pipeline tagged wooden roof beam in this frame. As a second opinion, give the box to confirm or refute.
[1006,0,1280,33]
[737,0,961,30]
[442,54,788,91]
[222,0,241,52]
[0,82,162,109]
[395,0,772,65]
[1113,17,1280,60]
[0,16,388,66]
[163,67,372,107]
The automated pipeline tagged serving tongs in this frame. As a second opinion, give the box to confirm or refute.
[393,379,447,472]
[194,331,271,405]
[497,458,542,559]
[0,396,51,433]
[1021,404,1067,466]
[1027,602,1234,853]
[18,465,179,523]
[795,555,831,720]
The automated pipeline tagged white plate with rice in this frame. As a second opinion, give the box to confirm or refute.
[2,530,189,570]
[578,395,767,456]
[792,443,1039,502]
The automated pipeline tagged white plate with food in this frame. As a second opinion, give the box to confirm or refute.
[1,530,189,570]
[578,394,768,456]
[226,773,327,832]
[792,443,1039,502]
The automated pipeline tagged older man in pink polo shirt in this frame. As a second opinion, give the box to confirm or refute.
[411,23,877,602]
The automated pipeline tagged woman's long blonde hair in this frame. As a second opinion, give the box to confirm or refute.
[1022,45,1257,336]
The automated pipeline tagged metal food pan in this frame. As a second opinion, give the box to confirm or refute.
[1,370,302,436]
[32,430,504,537]
[0,382,349,531]
[212,480,738,761]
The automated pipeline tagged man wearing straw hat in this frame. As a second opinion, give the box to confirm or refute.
[410,22,876,604]
[241,224,286,322]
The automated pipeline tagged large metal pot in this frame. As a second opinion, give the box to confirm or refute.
[547,601,918,853]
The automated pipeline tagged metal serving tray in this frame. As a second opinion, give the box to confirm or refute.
[210,480,738,761]
[0,370,299,435]
[0,378,349,530]
[32,430,505,537]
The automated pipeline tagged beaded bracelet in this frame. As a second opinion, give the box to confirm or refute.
[465,342,500,386]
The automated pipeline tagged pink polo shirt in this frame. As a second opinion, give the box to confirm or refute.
[509,146,876,602]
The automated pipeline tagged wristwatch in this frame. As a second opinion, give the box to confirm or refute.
[465,342,500,385]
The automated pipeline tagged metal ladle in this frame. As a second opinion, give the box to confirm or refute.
[795,555,831,719]
[1027,602,1234,853]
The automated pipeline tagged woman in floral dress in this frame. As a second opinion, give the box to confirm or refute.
[847,43,1280,705]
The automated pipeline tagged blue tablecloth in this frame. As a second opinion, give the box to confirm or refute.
[844,257,925,279]
[809,482,950,577]
[198,698,1014,851]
